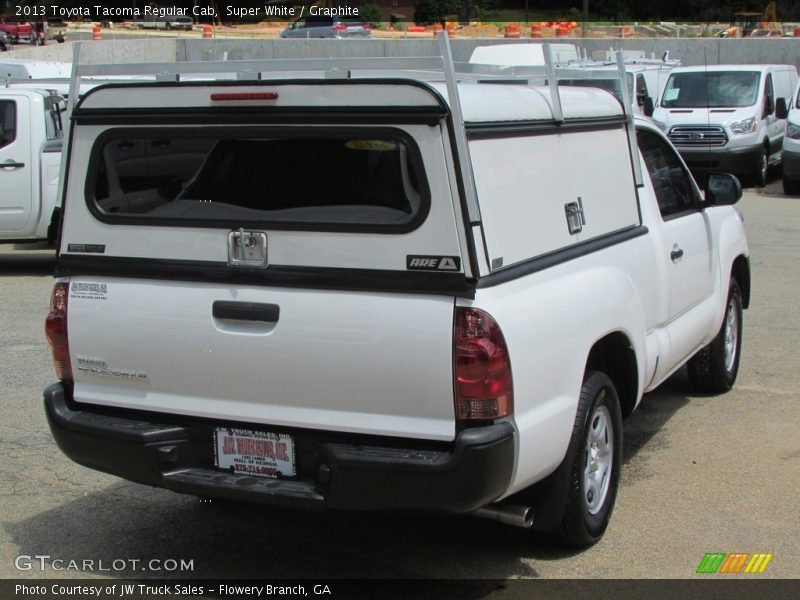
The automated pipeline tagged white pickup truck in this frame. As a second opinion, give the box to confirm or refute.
[0,87,64,243]
[43,42,750,548]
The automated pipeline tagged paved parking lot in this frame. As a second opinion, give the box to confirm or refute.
[0,180,798,582]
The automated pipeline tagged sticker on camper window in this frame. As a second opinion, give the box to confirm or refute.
[344,139,398,151]
[664,88,680,102]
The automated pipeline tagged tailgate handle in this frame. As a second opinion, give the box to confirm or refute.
[212,301,280,323]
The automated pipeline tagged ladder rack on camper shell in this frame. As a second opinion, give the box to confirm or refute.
[62,34,643,224]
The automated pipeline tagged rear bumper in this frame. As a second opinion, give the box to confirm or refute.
[44,383,515,513]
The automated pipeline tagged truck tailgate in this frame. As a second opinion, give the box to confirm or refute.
[67,277,457,441]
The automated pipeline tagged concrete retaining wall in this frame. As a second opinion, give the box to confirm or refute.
[180,38,800,70]
[9,38,800,71]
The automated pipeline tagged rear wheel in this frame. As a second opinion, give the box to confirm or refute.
[549,370,623,548]
[688,278,743,393]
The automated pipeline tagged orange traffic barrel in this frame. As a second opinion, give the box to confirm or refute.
[202,24,213,39]
[504,24,521,38]
[556,25,571,37]
[92,25,101,41]
[446,23,456,38]
[432,22,442,37]
[530,23,543,38]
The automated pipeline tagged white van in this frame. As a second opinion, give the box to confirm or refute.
[468,43,580,66]
[778,79,800,194]
[652,64,798,186]
[470,45,678,117]
[560,60,678,117]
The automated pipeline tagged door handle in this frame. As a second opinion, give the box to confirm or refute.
[212,301,280,323]
[1,160,25,169]
[670,247,684,262]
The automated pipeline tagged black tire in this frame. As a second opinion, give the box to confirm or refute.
[752,146,769,187]
[549,370,623,548]
[783,175,800,196]
[687,278,743,394]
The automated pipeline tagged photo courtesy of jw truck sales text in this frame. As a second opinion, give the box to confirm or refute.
[40,36,751,550]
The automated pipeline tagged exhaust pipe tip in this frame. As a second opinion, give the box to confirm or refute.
[471,502,534,529]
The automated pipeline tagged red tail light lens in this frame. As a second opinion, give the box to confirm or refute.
[454,308,513,421]
[362,24,371,30]
[333,24,348,31]
[45,282,72,382]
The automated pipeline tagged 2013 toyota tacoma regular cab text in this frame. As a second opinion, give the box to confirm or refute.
[43,41,750,548]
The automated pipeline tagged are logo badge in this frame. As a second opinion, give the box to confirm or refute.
[406,255,461,271]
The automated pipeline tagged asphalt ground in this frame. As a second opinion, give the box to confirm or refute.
[0,178,798,586]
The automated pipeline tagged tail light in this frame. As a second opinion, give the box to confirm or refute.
[45,282,72,382]
[362,24,371,30]
[333,24,348,31]
[454,307,513,421]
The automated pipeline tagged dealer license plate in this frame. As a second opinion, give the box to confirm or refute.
[213,427,296,479]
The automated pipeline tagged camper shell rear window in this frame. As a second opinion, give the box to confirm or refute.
[87,127,430,233]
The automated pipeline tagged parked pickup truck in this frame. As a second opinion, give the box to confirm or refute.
[44,42,750,548]
[0,87,64,243]
[0,20,32,44]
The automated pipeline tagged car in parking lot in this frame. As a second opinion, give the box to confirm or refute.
[749,28,782,37]
[139,15,194,31]
[280,15,372,39]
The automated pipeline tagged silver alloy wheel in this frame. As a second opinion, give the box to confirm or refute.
[583,399,613,515]
[759,149,768,185]
[724,296,739,373]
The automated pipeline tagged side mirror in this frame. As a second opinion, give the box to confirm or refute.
[776,97,788,120]
[705,173,742,206]
[643,96,654,117]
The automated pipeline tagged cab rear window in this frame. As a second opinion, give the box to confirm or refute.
[88,128,429,232]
